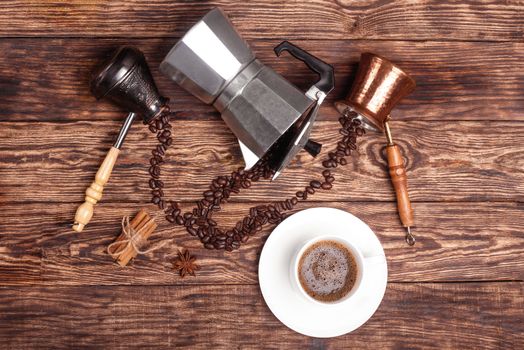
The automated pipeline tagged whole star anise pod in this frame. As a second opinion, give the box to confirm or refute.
[173,249,199,277]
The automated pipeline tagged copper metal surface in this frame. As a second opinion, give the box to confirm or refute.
[335,53,416,132]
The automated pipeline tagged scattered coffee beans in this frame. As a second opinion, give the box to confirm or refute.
[147,111,363,251]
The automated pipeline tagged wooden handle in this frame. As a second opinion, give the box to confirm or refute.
[72,147,120,232]
[386,144,414,227]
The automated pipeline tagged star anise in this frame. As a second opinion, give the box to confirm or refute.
[173,249,199,277]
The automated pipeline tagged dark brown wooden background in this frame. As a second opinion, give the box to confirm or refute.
[0,1,523,349]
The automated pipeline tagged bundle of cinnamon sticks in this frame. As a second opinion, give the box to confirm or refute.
[108,209,157,266]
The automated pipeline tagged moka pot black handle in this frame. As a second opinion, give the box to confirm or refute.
[274,41,335,94]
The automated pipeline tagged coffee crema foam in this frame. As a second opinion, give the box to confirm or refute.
[298,240,357,302]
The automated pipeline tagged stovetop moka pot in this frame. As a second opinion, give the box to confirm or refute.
[160,7,334,178]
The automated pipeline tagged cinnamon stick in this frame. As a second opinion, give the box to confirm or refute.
[108,209,157,266]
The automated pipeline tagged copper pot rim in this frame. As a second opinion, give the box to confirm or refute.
[334,100,384,132]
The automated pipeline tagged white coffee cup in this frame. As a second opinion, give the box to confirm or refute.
[291,235,385,305]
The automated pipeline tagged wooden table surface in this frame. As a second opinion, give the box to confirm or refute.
[0,1,523,349]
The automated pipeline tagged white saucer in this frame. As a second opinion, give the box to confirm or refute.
[258,207,388,338]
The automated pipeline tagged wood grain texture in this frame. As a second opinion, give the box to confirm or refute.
[0,201,522,286]
[0,1,523,346]
[0,120,522,204]
[1,38,524,122]
[0,1,522,41]
[0,283,521,349]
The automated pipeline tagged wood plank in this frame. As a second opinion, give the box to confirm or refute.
[0,283,521,348]
[1,38,524,122]
[0,120,522,204]
[0,1,522,41]
[0,201,522,286]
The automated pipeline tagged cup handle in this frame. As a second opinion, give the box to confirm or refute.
[364,255,387,266]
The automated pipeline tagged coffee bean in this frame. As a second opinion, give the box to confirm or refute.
[310,180,321,189]
[175,216,185,225]
[321,182,333,190]
[322,170,331,177]
[356,127,365,136]
[149,124,158,133]
[149,179,157,189]
[188,227,197,236]
[197,229,205,239]
[166,215,175,223]
[204,243,215,250]
[152,196,160,204]
[291,197,298,205]
[340,158,347,165]
[165,138,173,146]
[326,175,335,183]
[296,191,304,198]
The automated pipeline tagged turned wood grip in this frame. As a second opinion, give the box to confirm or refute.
[72,147,120,232]
[386,144,414,227]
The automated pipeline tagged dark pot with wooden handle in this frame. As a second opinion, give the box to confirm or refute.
[72,46,169,232]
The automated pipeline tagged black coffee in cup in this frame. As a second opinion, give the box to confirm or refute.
[298,240,358,302]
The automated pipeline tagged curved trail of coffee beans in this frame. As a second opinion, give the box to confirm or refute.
[147,111,363,251]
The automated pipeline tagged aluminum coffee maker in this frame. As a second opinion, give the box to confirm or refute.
[160,8,334,179]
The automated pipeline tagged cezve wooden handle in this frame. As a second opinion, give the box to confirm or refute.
[73,147,120,232]
[386,144,414,227]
